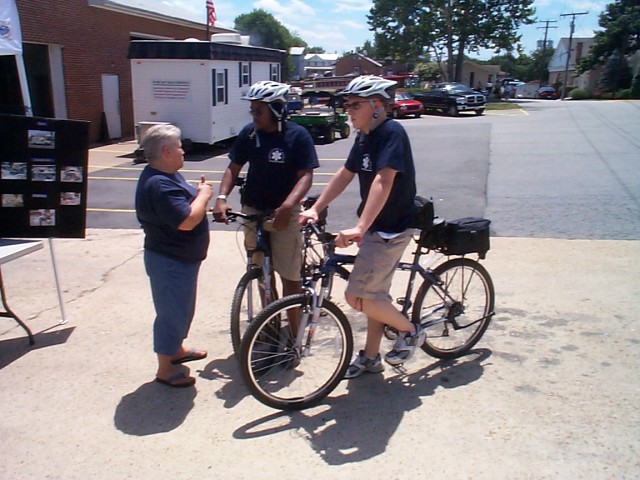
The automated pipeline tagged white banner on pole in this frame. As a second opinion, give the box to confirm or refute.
[0,0,23,56]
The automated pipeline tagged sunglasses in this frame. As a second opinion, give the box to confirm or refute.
[343,100,370,111]
[249,108,267,116]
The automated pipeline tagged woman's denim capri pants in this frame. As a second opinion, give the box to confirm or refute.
[144,249,201,356]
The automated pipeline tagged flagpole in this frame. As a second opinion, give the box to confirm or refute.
[16,54,32,116]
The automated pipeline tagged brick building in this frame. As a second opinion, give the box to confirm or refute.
[3,0,233,144]
[335,52,384,77]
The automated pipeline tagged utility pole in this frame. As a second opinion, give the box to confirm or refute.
[537,20,557,85]
[560,12,588,99]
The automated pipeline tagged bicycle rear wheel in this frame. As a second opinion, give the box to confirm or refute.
[230,268,274,357]
[239,293,353,410]
[412,257,494,359]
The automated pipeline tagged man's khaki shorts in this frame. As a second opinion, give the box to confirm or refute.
[346,230,412,301]
[242,204,302,282]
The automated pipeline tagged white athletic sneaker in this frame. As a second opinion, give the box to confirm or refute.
[344,350,385,379]
[384,325,426,366]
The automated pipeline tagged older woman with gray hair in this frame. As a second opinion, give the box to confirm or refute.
[135,124,214,388]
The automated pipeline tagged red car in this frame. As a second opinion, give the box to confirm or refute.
[536,87,559,100]
[388,91,425,118]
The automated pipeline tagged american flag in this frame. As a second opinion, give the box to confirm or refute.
[206,0,216,26]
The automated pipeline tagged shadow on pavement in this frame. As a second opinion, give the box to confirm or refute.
[232,348,491,464]
[114,374,197,436]
[0,326,76,369]
[198,354,250,409]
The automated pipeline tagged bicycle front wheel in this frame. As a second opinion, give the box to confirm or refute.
[230,268,273,357]
[412,257,495,359]
[238,293,353,410]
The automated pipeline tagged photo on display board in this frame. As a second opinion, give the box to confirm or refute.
[1,162,28,180]
[61,166,83,182]
[2,194,24,207]
[60,192,81,205]
[29,209,56,227]
[28,129,55,149]
[31,165,56,182]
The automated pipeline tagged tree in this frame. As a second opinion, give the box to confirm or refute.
[530,46,554,84]
[357,40,378,58]
[597,51,633,91]
[235,9,296,80]
[414,62,442,82]
[488,48,554,82]
[577,0,640,93]
[306,46,325,53]
[632,72,640,98]
[578,0,640,75]
[235,9,293,50]
[291,35,308,49]
[368,0,536,82]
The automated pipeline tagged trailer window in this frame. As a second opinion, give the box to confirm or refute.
[212,69,228,106]
[241,63,250,86]
[270,63,280,82]
[216,72,225,103]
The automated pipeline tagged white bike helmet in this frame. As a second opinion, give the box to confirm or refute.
[340,75,397,99]
[242,81,290,103]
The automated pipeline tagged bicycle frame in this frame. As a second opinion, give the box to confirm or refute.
[293,225,482,352]
[232,211,275,319]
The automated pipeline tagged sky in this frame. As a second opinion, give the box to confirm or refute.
[121,0,610,58]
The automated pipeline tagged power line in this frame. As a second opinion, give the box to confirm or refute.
[560,11,589,99]
[537,20,557,84]
[537,19,557,51]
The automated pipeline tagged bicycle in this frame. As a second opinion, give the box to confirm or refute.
[215,184,329,357]
[237,217,495,410]
[221,209,278,357]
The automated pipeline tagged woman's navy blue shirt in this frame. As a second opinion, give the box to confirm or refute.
[135,166,210,262]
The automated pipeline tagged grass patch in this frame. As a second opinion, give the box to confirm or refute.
[486,102,522,111]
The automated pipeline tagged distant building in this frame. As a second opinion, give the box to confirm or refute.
[547,37,596,90]
[537,39,554,50]
[289,46,306,81]
[304,52,339,78]
[439,60,500,90]
[335,52,384,77]
[455,61,500,90]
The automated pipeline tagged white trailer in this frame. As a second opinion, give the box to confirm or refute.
[128,35,285,150]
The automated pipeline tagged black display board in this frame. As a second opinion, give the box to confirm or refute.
[0,114,89,238]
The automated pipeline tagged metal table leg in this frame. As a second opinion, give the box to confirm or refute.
[0,268,35,345]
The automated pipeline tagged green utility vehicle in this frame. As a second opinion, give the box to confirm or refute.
[288,90,350,144]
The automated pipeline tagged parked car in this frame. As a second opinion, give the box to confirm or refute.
[535,86,559,100]
[413,83,486,116]
[387,91,424,118]
[502,81,524,98]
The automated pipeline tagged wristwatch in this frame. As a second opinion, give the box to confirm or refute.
[216,195,227,201]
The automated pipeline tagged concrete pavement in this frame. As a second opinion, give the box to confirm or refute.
[0,143,639,479]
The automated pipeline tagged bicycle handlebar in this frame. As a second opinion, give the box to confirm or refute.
[212,210,271,224]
